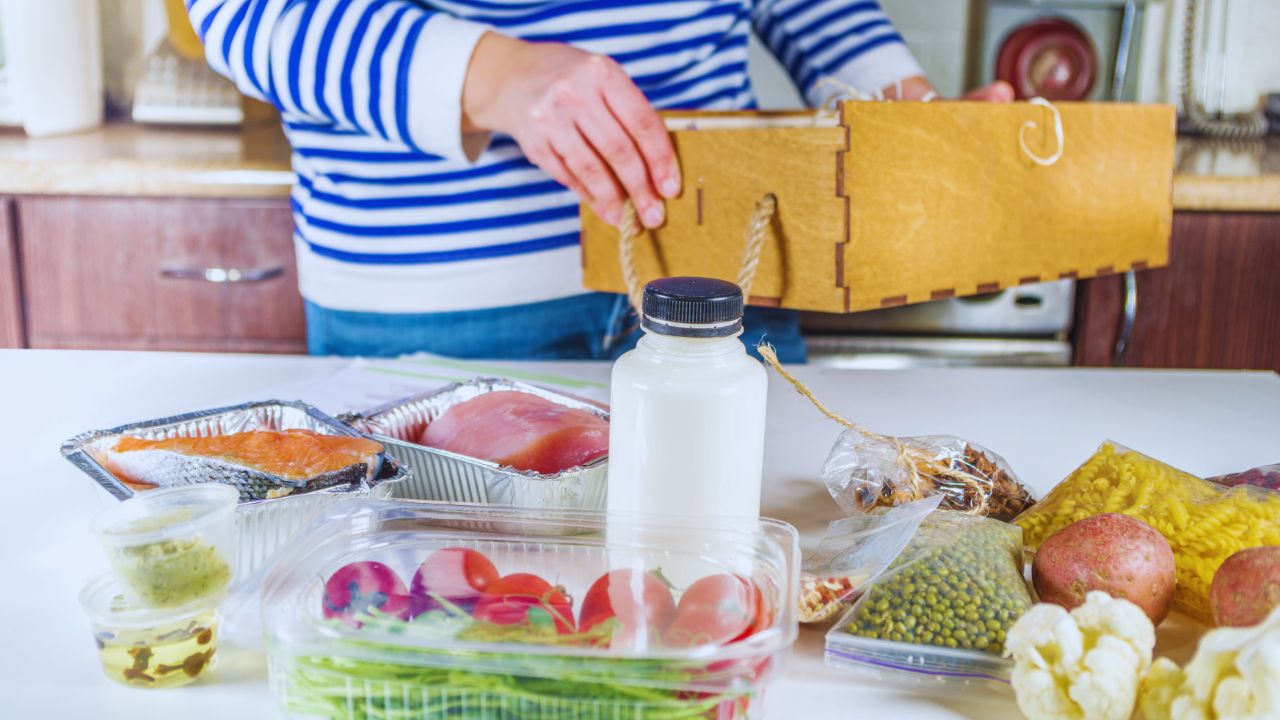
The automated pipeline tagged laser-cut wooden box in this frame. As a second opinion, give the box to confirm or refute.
[580,101,1175,313]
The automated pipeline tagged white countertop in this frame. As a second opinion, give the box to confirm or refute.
[4,349,1279,718]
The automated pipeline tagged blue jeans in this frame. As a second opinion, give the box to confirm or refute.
[305,293,807,362]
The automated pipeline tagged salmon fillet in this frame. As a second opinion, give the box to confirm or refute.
[112,430,383,480]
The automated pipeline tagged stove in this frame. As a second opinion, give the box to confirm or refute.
[802,280,1075,368]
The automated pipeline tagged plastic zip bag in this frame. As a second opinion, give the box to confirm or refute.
[798,495,942,623]
[1014,441,1280,623]
[823,431,1036,521]
[1207,462,1280,491]
[756,346,1036,521]
[825,511,1032,685]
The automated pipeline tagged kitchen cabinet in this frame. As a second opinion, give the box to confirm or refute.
[1074,211,1280,372]
[16,196,305,353]
[0,197,23,348]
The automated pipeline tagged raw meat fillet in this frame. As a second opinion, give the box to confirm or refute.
[419,391,608,474]
[99,430,384,501]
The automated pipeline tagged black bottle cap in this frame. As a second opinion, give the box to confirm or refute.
[641,277,744,338]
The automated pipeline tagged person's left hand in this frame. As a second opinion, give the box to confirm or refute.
[961,80,1015,102]
[885,76,1015,102]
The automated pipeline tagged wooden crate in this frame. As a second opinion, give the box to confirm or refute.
[580,101,1176,313]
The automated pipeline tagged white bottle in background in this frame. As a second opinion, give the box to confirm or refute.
[607,277,768,521]
[0,0,103,137]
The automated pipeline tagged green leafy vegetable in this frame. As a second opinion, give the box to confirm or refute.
[274,610,760,719]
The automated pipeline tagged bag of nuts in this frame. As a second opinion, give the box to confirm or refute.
[823,432,1036,521]
[758,345,1036,521]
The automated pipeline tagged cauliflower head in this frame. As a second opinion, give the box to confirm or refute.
[1140,607,1280,720]
[1006,591,1156,720]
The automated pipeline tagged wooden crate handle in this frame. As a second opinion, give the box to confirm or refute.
[618,193,778,310]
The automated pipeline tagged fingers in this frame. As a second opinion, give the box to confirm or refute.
[523,140,587,200]
[514,50,678,229]
[603,76,681,200]
[575,101,665,229]
[964,80,1015,102]
[546,122,627,226]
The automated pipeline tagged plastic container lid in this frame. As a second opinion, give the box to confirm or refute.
[262,499,799,692]
[80,571,220,630]
[642,277,744,338]
[91,484,238,547]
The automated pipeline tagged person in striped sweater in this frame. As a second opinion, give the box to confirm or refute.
[187,0,1011,362]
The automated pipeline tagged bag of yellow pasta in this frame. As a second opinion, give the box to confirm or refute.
[1014,441,1280,624]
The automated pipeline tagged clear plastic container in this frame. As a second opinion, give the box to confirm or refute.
[91,484,238,608]
[79,572,220,689]
[263,499,799,719]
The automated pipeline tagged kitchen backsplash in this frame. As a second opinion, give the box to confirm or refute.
[79,0,1280,116]
[100,0,166,112]
[1138,0,1280,113]
[752,0,1279,111]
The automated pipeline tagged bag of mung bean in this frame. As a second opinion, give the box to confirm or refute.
[824,510,1032,686]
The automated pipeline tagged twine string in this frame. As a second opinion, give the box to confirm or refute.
[756,343,985,508]
[736,193,776,296]
[617,202,646,311]
[1018,97,1065,167]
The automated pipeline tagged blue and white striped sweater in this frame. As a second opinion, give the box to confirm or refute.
[189,0,920,312]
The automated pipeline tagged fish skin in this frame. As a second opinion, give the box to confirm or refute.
[95,442,377,502]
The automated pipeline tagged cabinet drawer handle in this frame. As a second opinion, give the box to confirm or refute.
[161,266,285,283]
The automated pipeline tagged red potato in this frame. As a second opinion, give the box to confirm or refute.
[1032,513,1176,625]
[1211,546,1280,627]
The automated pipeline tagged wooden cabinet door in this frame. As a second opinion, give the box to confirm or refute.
[0,197,24,348]
[1074,212,1280,371]
[19,196,306,353]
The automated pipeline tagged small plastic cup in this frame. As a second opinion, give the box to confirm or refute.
[91,484,239,608]
[80,572,220,689]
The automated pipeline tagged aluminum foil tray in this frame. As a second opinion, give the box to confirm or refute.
[62,400,408,575]
[342,378,608,512]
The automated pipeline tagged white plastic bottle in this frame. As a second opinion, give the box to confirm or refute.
[607,277,768,520]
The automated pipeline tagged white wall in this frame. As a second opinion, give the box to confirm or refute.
[1138,0,1279,113]
[876,0,971,97]
[747,32,805,109]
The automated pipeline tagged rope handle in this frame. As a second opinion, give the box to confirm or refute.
[618,193,778,311]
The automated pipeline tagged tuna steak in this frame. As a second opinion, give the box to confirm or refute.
[419,391,608,475]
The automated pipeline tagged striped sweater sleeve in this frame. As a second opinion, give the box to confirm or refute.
[752,0,924,106]
[186,0,492,161]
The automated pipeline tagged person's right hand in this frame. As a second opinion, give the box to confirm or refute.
[462,32,680,229]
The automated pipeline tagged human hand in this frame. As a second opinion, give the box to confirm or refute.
[462,32,680,228]
[884,76,1015,102]
[962,80,1015,102]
